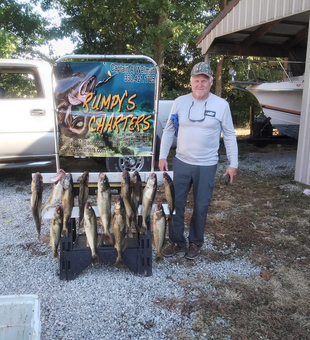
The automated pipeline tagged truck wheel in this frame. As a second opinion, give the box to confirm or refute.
[105,156,151,172]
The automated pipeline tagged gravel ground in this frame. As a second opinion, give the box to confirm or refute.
[0,145,297,340]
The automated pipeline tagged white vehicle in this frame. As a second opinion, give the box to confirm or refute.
[0,59,55,168]
[0,59,175,171]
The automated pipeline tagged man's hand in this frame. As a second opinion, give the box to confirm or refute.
[159,159,168,171]
[223,167,237,184]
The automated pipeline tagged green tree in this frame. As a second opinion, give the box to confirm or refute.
[0,0,54,58]
[40,0,218,97]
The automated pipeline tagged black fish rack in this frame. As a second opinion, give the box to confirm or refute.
[38,171,172,281]
[60,216,152,280]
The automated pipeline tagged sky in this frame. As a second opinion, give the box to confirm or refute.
[18,1,76,57]
[38,7,77,57]
[38,37,76,57]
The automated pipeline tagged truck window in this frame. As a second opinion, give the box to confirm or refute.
[0,68,44,99]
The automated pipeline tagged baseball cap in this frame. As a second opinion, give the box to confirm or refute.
[191,62,213,78]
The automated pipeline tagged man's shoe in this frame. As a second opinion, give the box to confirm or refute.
[185,243,200,260]
[161,243,187,257]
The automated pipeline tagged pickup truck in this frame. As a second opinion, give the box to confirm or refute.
[0,59,175,171]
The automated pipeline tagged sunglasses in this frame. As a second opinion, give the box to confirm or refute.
[188,101,216,122]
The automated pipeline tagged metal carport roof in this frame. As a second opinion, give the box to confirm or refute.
[197,0,310,58]
[196,0,310,186]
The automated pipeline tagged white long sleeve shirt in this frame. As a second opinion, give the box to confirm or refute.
[159,93,238,168]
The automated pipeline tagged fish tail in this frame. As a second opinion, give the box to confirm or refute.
[61,227,68,238]
[53,250,59,259]
[91,254,99,265]
[134,223,141,234]
[127,227,133,238]
[115,257,125,268]
[140,225,148,235]
[166,215,174,225]
[155,254,164,263]
[34,216,42,236]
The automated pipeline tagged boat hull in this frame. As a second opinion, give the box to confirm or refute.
[246,78,303,139]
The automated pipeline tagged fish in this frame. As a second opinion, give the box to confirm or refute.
[30,172,43,242]
[84,202,99,264]
[141,173,157,234]
[130,170,143,232]
[97,173,113,245]
[112,196,127,268]
[41,169,66,218]
[50,169,67,183]
[55,64,97,138]
[120,170,134,238]
[152,203,167,263]
[61,173,74,238]
[163,172,175,222]
[77,171,89,228]
[50,204,63,259]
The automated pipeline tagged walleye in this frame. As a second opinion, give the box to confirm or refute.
[120,170,134,238]
[61,173,74,238]
[152,203,167,263]
[112,196,127,268]
[163,172,175,222]
[77,171,89,228]
[30,172,43,242]
[50,205,63,259]
[141,173,157,234]
[56,63,97,139]
[130,170,143,232]
[97,172,113,245]
[41,169,66,218]
[84,202,99,264]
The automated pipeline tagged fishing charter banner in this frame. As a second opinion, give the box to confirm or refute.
[53,61,156,157]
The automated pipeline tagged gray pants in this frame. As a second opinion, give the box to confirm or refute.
[169,157,217,247]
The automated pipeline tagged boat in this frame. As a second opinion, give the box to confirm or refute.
[230,59,305,140]
[246,75,303,139]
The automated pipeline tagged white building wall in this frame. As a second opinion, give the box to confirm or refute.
[295,12,310,185]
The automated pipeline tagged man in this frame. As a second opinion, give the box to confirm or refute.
[159,61,238,260]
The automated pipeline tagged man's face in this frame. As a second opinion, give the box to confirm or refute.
[190,74,213,100]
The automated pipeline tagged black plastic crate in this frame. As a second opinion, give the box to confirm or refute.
[59,217,152,280]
